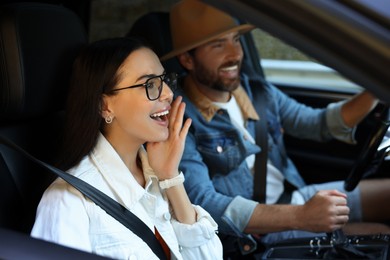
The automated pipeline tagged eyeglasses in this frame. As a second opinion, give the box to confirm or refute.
[109,72,177,101]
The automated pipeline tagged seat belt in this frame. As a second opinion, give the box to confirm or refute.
[249,77,268,204]
[0,136,167,260]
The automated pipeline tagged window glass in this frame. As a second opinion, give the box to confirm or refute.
[251,28,362,91]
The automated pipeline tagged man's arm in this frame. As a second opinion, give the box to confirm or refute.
[181,134,350,236]
[340,90,379,128]
[270,83,378,143]
[245,190,350,234]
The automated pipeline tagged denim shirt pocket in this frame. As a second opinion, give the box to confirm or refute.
[197,131,245,177]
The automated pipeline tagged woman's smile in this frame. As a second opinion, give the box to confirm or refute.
[150,108,170,126]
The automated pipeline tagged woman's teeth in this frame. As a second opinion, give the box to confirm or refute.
[150,110,169,120]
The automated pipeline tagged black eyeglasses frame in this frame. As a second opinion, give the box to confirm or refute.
[109,72,177,101]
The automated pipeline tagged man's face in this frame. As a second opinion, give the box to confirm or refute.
[190,32,244,96]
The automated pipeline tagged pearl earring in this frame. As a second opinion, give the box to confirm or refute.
[105,115,113,124]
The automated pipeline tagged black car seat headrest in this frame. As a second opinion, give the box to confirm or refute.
[0,3,87,120]
[126,12,184,75]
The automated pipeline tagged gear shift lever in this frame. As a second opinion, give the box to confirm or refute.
[329,229,348,246]
[325,229,369,259]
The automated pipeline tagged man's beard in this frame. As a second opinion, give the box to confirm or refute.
[194,61,241,93]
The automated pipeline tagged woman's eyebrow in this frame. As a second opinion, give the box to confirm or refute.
[135,74,155,82]
[135,71,165,82]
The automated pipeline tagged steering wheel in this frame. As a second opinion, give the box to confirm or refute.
[329,104,390,257]
[344,104,390,191]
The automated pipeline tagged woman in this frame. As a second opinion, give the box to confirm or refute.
[31,37,223,259]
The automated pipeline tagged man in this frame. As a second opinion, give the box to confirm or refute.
[161,0,390,257]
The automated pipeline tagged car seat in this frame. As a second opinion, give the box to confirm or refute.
[126,12,184,75]
[0,2,87,234]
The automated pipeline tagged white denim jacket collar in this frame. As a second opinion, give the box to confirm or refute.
[90,132,158,210]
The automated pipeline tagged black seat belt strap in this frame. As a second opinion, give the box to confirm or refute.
[249,78,268,204]
[0,136,167,260]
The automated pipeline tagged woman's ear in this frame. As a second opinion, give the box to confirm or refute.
[101,94,113,119]
[177,52,194,71]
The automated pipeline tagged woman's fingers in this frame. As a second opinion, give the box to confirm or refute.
[169,96,181,125]
[180,118,192,139]
[169,96,186,135]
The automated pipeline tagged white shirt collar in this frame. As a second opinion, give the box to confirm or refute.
[89,133,159,209]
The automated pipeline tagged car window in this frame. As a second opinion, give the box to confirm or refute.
[251,28,362,91]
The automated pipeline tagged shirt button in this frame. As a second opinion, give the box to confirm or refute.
[243,244,252,252]
[163,212,171,221]
[216,145,223,153]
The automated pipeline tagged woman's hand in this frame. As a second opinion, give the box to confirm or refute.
[146,96,191,180]
[148,96,196,224]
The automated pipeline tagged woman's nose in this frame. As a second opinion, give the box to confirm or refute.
[159,82,174,102]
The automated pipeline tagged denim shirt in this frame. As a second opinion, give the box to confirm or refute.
[177,73,353,237]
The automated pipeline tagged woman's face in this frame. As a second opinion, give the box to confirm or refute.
[103,47,173,146]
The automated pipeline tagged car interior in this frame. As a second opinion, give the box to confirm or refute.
[127,7,390,186]
[126,6,390,185]
[0,0,88,232]
[127,9,390,260]
[0,0,389,259]
[0,2,110,258]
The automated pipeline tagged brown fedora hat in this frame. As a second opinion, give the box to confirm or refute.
[160,0,255,61]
